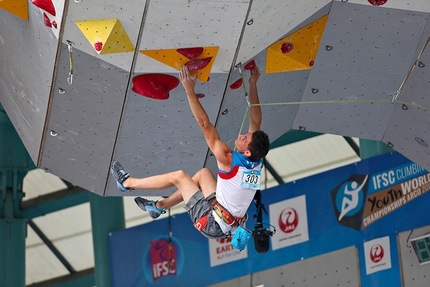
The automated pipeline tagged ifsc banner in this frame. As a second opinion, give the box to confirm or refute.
[330,161,429,231]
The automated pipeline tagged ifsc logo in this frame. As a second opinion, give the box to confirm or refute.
[331,174,369,230]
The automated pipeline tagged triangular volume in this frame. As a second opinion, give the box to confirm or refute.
[266,15,329,73]
[76,18,135,54]
[140,46,219,82]
[0,0,28,21]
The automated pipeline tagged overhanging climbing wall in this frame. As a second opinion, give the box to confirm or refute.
[0,0,64,164]
[3,0,430,196]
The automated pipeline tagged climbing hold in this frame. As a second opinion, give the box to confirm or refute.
[184,57,212,71]
[309,60,314,66]
[140,46,219,83]
[230,78,243,90]
[368,0,387,6]
[176,47,204,60]
[94,42,103,52]
[76,18,135,54]
[196,93,205,99]
[281,43,294,53]
[244,60,256,70]
[43,12,51,27]
[43,12,56,28]
[31,0,56,16]
[0,0,28,20]
[132,74,179,100]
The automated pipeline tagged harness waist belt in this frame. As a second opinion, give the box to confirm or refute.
[213,200,246,227]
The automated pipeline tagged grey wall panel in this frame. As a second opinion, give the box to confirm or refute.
[293,1,429,140]
[383,18,430,171]
[106,73,228,196]
[208,246,359,287]
[399,226,430,287]
[0,5,60,164]
[136,0,249,74]
[40,45,129,194]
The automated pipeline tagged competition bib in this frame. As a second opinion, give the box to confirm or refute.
[240,170,261,189]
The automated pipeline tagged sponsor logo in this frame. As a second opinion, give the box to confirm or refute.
[209,234,247,266]
[150,240,177,281]
[278,207,299,234]
[215,237,235,254]
[331,174,368,230]
[370,244,384,263]
[332,163,430,230]
[142,236,184,283]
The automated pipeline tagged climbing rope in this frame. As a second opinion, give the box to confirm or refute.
[167,208,174,271]
[236,98,430,136]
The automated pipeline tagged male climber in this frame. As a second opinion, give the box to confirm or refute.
[111,64,269,239]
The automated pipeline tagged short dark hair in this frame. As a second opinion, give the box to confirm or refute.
[247,130,270,161]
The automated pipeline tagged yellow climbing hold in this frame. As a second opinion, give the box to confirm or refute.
[76,18,135,54]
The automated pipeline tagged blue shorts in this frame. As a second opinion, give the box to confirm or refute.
[185,191,227,239]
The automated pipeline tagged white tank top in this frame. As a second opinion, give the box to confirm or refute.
[213,151,262,234]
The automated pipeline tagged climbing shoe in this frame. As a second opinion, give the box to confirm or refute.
[134,197,166,219]
[110,160,130,192]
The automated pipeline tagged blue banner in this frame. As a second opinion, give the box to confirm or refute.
[109,152,430,287]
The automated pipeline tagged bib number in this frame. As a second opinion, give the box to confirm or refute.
[240,170,261,189]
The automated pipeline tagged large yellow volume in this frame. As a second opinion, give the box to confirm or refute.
[266,15,329,73]
[0,0,28,21]
[76,18,135,54]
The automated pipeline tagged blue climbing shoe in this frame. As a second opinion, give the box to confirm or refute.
[134,197,166,219]
[110,160,130,192]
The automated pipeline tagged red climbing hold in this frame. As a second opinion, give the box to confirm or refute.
[309,60,314,66]
[196,93,205,99]
[176,47,204,60]
[43,13,51,28]
[132,74,180,100]
[31,0,56,16]
[244,60,256,70]
[368,0,387,6]
[185,57,212,71]
[230,78,243,90]
[43,13,57,29]
[94,42,103,52]
[281,42,294,53]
